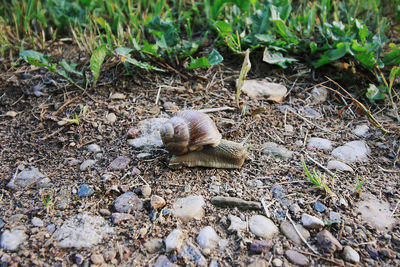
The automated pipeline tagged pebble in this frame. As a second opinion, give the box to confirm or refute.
[136,152,151,158]
[249,240,273,254]
[106,112,117,123]
[90,253,105,264]
[272,258,283,267]
[356,195,396,231]
[342,246,360,263]
[163,101,178,112]
[1,253,11,263]
[77,184,94,198]
[165,229,184,252]
[154,255,178,267]
[127,118,168,149]
[144,238,163,253]
[285,250,309,266]
[0,218,4,229]
[127,127,140,138]
[248,179,263,187]
[301,214,324,229]
[316,229,343,253]
[6,111,18,117]
[75,254,84,265]
[0,229,27,251]
[46,224,56,233]
[141,185,152,197]
[80,159,96,171]
[7,166,47,190]
[327,160,353,172]
[210,196,261,210]
[302,107,322,118]
[289,203,301,215]
[36,177,51,188]
[196,226,221,250]
[352,124,369,137]
[249,215,279,239]
[8,214,25,224]
[172,195,205,222]
[331,140,370,163]
[280,221,310,245]
[329,212,341,222]
[151,195,166,209]
[99,209,111,216]
[365,245,379,259]
[311,87,328,104]
[31,217,44,227]
[111,213,134,224]
[179,241,207,267]
[271,185,286,199]
[307,137,332,150]
[248,258,268,267]
[109,156,131,170]
[110,93,126,100]
[227,215,247,233]
[379,248,395,259]
[262,142,293,159]
[55,189,71,210]
[52,213,114,248]
[241,80,287,103]
[314,201,326,212]
[86,144,101,153]
[114,192,143,213]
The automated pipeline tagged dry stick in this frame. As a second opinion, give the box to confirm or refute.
[155,86,161,105]
[52,96,80,116]
[305,154,336,177]
[41,127,64,141]
[260,197,271,218]
[297,250,347,267]
[377,165,400,173]
[392,200,400,216]
[289,109,337,135]
[286,211,319,254]
[198,106,236,113]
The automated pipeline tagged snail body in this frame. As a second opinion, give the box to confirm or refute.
[160,110,247,169]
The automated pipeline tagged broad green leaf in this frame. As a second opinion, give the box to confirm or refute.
[208,49,223,65]
[187,57,210,69]
[147,16,173,33]
[60,60,82,76]
[354,52,376,68]
[355,19,368,44]
[310,42,317,54]
[383,43,400,65]
[263,48,296,68]
[20,50,49,64]
[123,56,165,71]
[115,47,133,56]
[315,42,350,67]
[215,21,232,33]
[366,83,386,104]
[90,45,108,87]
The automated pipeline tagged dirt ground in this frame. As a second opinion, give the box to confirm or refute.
[0,48,399,266]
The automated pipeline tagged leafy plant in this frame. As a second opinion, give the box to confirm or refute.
[89,44,108,87]
[301,157,334,196]
[187,49,223,69]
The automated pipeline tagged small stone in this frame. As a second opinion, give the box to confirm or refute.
[331,140,370,163]
[111,213,134,224]
[68,159,80,166]
[302,107,322,118]
[307,137,332,150]
[165,229,184,252]
[313,201,326,212]
[91,253,104,264]
[285,250,309,266]
[329,212,341,222]
[342,246,360,263]
[248,258,268,267]
[110,93,126,100]
[6,111,18,117]
[263,142,293,159]
[77,184,94,198]
[301,214,324,229]
[210,196,261,210]
[311,87,328,104]
[31,217,44,227]
[352,124,369,137]
[103,250,117,262]
[8,214,25,224]
[227,215,247,233]
[151,195,166,209]
[80,159,96,171]
[280,221,310,245]
[7,166,47,190]
[154,255,178,267]
[144,238,163,253]
[365,245,378,259]
[1,253,11,263]
[55,189,71,210]
[127,118,168,149]
[356,195,396,231]
[379,248,395,259]
[163,102,178,112]
[87,144,101,153]
[248,179,263,187]
[0,229,27,251]
[196,226,220,250]
[0,219,4,229]
[172,195,205,222]
[141,185,151,197]
[241,80,287,103]
[109,156,131,170]
[271,185,286,199]
[106,112,117,123]
[165,188,173,194]
[179,241,207,267]
[327,160,353,172]
[209,259,219,267]
[46,224,56,233]
[99,209,111,216]
[127,127,140,138]
[75,254,84,265]
[289,203,301,215]
[272,258,283,267]
[136,152,151,158]
[316,230,343,253]
[114,192,143,213]
[249,240,273,254]
[249,215,279,239]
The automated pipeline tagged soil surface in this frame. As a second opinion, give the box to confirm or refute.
[0,49,399,266]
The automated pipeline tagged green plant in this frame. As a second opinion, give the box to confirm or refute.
[41,189,54,213]
[355,176,365,192]
[301,156,334,196]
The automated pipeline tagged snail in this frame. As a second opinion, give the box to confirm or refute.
[160,110,247,168]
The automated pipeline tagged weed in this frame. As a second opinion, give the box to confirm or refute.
[301,156,335,196]
[41,189,54,213]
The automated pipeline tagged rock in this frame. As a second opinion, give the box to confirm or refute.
[356,195,396,231]
[342,246,360,263]
[289,203,301,215]
[196,226,220,250]
[313,201,326,212]
[31,217,44,227]
[109,156,131,170]
[301,107,322,118]
[280,221,310,245]
[249,215,279,239]
[55,189,71,210]
[241,80,287,103]
[0,253,11,263]
[228,215,247,233]
[316,230,343,253]
[0,229,27,251]
[91,253,104,264]
[36,177,51,188]
[86,144,101,153]
[379,248,395,259]
[248,179,263,187]
[165,229,184,252]
[249,240,273,254]
[307,137,332,150]
[141,185,151,197]
[111,213,134,224]
[311,87,328,104]
[327,160,353,172]
[210,196,261,210]
[331,140,370,163]
[52,213,113,248]
[136,152,151,158]
[127,118,168,149]
[46,224,56,233]
[75,253,84,264]
[365,245,379,259]
[262,142,293,159]
[154,255,178,267]
[106,112,117,123]
[114,192,143,213]
[329,212,341,222]
[285,250,309,266]
[0,219,4,229]
[77,184,94,198]
[110,93,126,100]
[352,124,369,137]
[80,159,96,171]
[144,238,163,253]
[6,111,18,117]
[271,185,286,199]
[7,166,47,190]
[248,258,268,267]
[301,214,324,229]
[179,241,207,267]
[8,214,25,224]
[209,259,219,267]
[272,258,283,267]
[172,195,205,222]
[151,195,166,209]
